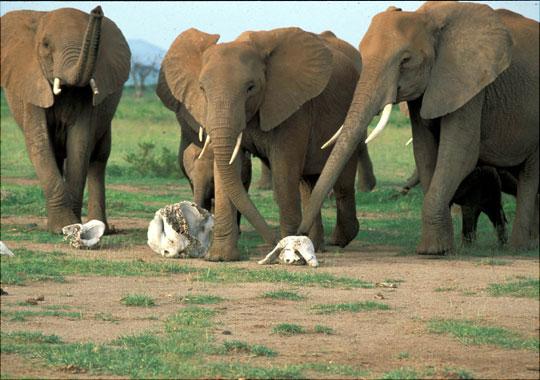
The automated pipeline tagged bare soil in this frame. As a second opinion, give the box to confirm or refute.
[1,217,539,379]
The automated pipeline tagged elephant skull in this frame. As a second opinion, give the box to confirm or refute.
[62,219,106,249]
[258,236,319,267]
[147,201,214,258]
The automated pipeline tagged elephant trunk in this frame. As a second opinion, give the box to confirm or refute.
[298,63,395,235]
[72,6,103,86]
[208,103,276,246]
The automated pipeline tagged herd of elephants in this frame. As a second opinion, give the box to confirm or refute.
[1,1,538,261]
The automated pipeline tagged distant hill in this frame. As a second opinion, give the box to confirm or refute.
[127,39,166,86]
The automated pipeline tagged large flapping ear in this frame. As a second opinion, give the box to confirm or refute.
[161,28,220,126]
[1,10,54,108]
[319,30,362,73]
[245,27,333,131]
[418,1,513,119]
[156,68,180,112]
[93,16,131,106]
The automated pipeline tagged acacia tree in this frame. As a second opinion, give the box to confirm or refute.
[131,58,159,98]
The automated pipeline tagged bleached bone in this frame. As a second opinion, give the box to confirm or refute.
[62,219,106,249]
[147,201,214,258]
[0,241,14,256]
[258,236,318,267]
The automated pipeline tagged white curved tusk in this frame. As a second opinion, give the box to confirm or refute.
[53,78,62,95]
[365,103,393,144]
[405,137,413,146]
[321,125,343,149]
[198,126,204,142]
[89,78,99,95]
[198,135,211,160]
[228,132,243,165]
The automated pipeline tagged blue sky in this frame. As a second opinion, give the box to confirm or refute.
[1,1,538,50]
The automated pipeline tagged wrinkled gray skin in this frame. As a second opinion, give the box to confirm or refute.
[182,141,252,228]
[0,7,131,233]
[299,2,539,254]
[157,28,375,261]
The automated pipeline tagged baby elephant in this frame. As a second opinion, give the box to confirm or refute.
[182,143,252,225]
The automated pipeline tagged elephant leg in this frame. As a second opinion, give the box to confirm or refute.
[416,94,483,255]
[300,178,324,252]
[207,159,241,261]
[271,159,302,239]
[22,106,78,233]
[356,141,376,192]
[401,168,420,194]
[331,154,359,247]
[87,128,111,232]
[64,118,92,220]
[461,205,480,245]
[256,160,272,190]
[510,148,539,250]
[236,152,253,230]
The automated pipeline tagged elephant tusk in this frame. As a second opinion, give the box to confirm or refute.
[365,103,393,144]
[228,132,243,165]
[198,126,204,142]
[321,125,343,149]
[405,137,413,146]
[53,77,62,95]
[198,135,211,160]
[89,78,99,95]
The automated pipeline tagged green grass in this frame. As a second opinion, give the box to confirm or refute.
[314,325,335,335]
[120,294,156,307]
[262,289,305,301]
[381,367,420,379]
[487,278,539,299]
[272,323,305,336]
[222,340,277,357]
[0,248,373,288]
[397,351,410,359]
[178,294,225,305]
[428,319,539,351]
[311,301,390,315]
[94,312,120,322]
[1,309,83,322]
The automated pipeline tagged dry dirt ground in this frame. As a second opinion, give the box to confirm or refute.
[1,215,539,379]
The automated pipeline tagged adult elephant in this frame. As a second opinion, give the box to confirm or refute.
[299,2,539,254]
[1,7,130,233]
[157,28,378,260]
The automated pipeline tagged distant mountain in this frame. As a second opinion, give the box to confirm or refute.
[127,39,166,86]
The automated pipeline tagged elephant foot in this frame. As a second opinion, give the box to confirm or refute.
[357,176,376,193]
[47,209,80,234]
[509,226,538,251]
[330,219,359,248]
[206,240,242,262]
[416,231,453,255]
[496,225,508,246]
[461,231,476,246]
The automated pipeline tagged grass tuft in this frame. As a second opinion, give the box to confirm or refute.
[223,340,277,357]
[262,290,305,301]
[314,325,335,335]
[178,294,224,305]
[311,301,390,314]
[487,278,539,299]
[120,294,156,307]
[272,323,305,336]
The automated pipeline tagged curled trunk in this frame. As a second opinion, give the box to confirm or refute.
[71,6,103,86]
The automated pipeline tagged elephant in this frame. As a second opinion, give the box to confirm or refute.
[255,159,273,190]
[157,27,377,261]
[0,6,131,233]
[298,2,539,254]
[181,141,252,226]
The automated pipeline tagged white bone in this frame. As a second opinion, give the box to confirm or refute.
[229,132,243,165]
[147,201,214,258]
[198,135,211,160]
[365,103,393,144]
[53,77,62,95]
[198,126,204,142]
[258,236,318,267]
[321,125,343,149]
[62,219,106,249]
[405,137,413,146]
[0,241,14,256]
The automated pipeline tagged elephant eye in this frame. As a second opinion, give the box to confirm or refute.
[42,39,50,49]
[246,82,256,93]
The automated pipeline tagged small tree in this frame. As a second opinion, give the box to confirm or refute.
[131,58,158,98]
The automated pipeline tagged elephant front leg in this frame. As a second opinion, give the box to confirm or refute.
[64,120,92,220]
[331,154,359,247]
[22,106,79,233]
[511,148,539,250]
[356,141,376,192]
[416,94,483,255]
[300,179,324,252]
[271,161,303,240]
[206,159,241,261]
[87,129,111,232]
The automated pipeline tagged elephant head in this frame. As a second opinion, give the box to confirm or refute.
[1,6,130,107]
[157,27,333,246]
[298,1,514,235]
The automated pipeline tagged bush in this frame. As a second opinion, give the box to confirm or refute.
[124,141,182,178]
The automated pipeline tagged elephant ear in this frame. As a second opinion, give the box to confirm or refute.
[418,1,513,119]
[161,28,220,126]
[156,68,180,112]
[0,11,54,108]
[93,17,131,106]
[246,28,333,131]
